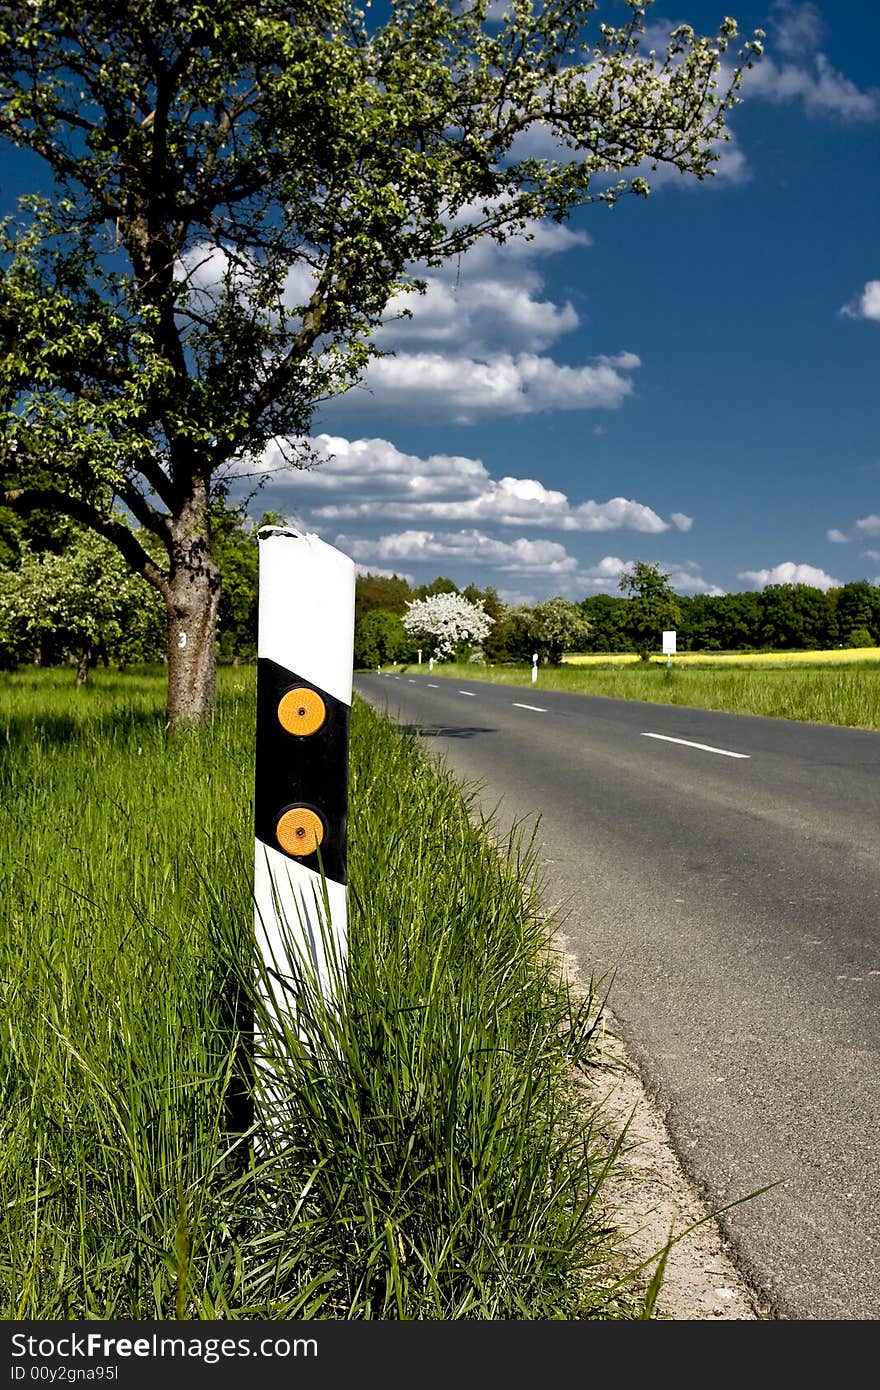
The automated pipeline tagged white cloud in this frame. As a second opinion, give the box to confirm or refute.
[855,514,880,536]
[773,1,825,56]
[826,528,848,543]
[671,512,694,532]
[737,561,841,590]
[258,433,489,497]
[349,350,639,423]
[862,549,880,562]
[377,222,589,358]
[840,281,880,321]
[255,434,684,538]
[575,556,629,591]
[337,529,579,576]
[315,482,669,534]
[665,566,726,596]
[318,210,641,423]
[354,563,414,584]
[743,49,878,122]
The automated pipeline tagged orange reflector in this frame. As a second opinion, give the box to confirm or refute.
[276,806,324,857]
[277,687,326,736]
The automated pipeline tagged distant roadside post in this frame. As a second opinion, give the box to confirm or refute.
[254,527,355,1026]
[663,629,677,669]
[532,652,539,684]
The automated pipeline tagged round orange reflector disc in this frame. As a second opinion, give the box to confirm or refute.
[276,807,324,857]
[277,687,326,736]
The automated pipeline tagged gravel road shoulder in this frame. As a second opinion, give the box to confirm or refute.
[559,935,772,1320]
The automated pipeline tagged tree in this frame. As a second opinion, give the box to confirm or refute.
[713,590,762,651]
[507,596,591,665]
[831,581,878,647]
[402,591,493,661]
[355,572,413,626]
[758,583,834,651]
[463,584,508,662]
[353,609,411,670]
[412,576,460,601]
[579,593,632,652]
[0,527,165,680]
[0,2,763,723]
[619,560,681,660]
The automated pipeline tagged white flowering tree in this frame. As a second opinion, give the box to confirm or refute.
[402,593,494,661]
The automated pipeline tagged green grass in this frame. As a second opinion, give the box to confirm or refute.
[0,665,643,1319]
[387,658,880,730]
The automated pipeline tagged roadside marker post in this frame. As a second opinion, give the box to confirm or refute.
[662,629,676,670]
[531,652,538,684]
[253,526,355,1042]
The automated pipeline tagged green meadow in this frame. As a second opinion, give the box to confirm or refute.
[0,666,645,1320]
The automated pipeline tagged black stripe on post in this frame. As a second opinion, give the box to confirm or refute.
[254,656,349,885]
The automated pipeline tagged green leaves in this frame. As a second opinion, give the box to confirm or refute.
[0,525,165,671]
[619,560,681,661]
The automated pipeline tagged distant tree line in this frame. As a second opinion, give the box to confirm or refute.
[2,507,877,679]
[355,567,880,667]
[579,582,880,655]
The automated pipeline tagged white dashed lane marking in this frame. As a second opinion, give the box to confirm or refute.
[512,703,547,713]
[458,690,476,697]
[427,683,439,688]
[641,732,750,759]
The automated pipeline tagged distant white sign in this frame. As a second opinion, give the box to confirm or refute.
[662,630,677,655]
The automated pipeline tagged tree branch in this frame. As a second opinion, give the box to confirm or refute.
[3,489,170,599]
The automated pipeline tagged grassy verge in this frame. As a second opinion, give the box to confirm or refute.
[380,657,880,730]
[0,666,641,1319]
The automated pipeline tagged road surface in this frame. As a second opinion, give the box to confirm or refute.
[354,671,880,1320]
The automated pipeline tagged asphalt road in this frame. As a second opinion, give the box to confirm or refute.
[354,670,880,1321]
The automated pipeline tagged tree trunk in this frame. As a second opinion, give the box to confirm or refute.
[76,649,92,685]
[165,503,221,728]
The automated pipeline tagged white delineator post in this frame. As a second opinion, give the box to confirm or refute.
[531,652,538,684]
[254,527,355,1012]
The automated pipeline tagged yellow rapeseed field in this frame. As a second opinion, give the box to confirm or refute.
[562,647,880,666]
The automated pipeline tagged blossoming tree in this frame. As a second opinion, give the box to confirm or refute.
[402,593,494,661]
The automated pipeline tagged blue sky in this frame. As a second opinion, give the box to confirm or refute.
[5,1,880,604]
[256,0,880,602]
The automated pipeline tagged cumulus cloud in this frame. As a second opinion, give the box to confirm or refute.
[670,512,694,532]
[377,222,589,358]
[737,561,841,590]
[347,350,640,424]
[840,281,880,321]
[354,563,414,584]
[337,529,579,576]
[254,434,685,538]
[321,214,644,423]
[855,514,880,536]
[826,528,849,543]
